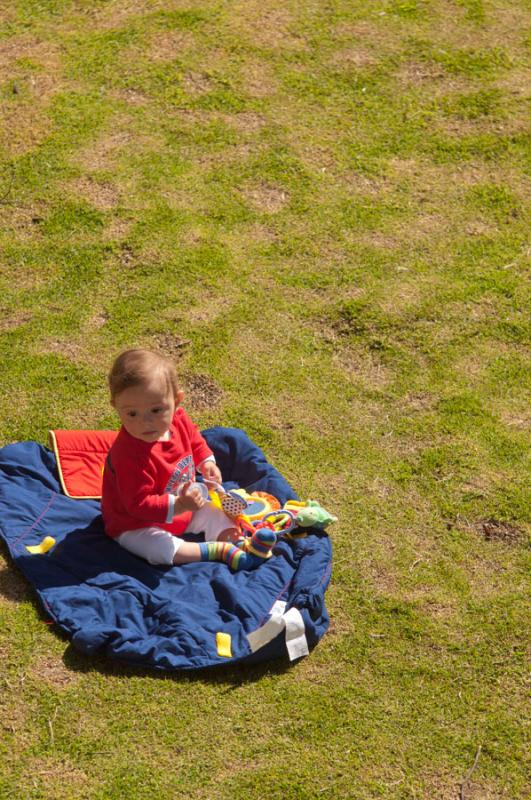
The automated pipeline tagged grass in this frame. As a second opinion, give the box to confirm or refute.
[0,0,529,797]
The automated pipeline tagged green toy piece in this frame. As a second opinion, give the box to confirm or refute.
[294,500,338,530]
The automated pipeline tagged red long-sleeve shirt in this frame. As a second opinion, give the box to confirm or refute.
[101,408,214,538]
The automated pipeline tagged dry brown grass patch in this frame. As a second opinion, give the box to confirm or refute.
[354,230,400,250]
[88,0,164,31]
[329,46,378,70]
[16,756,91,800]
[0,37,65,156]
[0,36,62,83]
[333,347,392,390]
[229,3,306,51]
[153,332,191,359]
[223,111,268,133]
[74,123,164,173]
[417,767,476,800]
[29,652,79,690]
[44,339,85,361]
[1,102,51,157]
[379,277,427,317]
[0,201,48,240]
[453,341,504,385]
[108,86,151,106]
[405,391,435,412]
[193,141,253,170]
[239,58,278,98]
[289,142,338,175]
[494,403,530,433]
[183,70,214,95]
[219,222,277,262]
[332,19,405,58]
[183,372,224,408]
[0,310,34,332]
[74,129,133,171]
[394,62,475,101]
[88,310,110,329]
[432,115,528,139]
[148,29,195,62]
[0,695,33,748]
[495,67,531,98]
[477,518,526,546]
[66,176,120,210]
[104,215,134,240]
[396,60,447,84]
[183,292,235,325]
[240,182,289,213]
[368,560,400,597]
[431,770,508,800]
[429,0,530,53]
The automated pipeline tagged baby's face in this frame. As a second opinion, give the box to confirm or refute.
[113,379,176,442]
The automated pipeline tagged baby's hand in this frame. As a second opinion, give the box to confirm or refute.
[201,461,222,485]
[177,481,206,512]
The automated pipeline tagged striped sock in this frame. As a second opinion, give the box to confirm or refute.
[199,539,274,572]
[247,528,276,559]
[199,541,246,572]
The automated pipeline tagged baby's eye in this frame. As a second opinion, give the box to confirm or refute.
[127,411,137,418]
[152,407,162,414]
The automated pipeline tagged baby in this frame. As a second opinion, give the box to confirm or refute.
[101,349,272,570]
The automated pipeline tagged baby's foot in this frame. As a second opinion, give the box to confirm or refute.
[234,528,277,571]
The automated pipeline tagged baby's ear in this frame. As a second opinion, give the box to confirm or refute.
[175,389,185,405]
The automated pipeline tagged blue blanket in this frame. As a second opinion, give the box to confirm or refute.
[0,428,332,671]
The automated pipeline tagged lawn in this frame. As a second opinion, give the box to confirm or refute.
[0,1,529,798]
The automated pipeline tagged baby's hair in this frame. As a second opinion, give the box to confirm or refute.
[109,349,179,402]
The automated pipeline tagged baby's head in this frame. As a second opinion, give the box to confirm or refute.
[109,349,180,402]
[109,349,184,442]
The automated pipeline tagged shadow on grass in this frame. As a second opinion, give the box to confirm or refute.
[61,640,295,686]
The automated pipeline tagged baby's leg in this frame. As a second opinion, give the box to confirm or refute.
[172,540,203,564]
[117,527,183,565]
[117,528,247,570]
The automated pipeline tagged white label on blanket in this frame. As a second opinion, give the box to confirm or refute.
[247,601,309,661]
[247,601,286,652]
[283,607,310,660]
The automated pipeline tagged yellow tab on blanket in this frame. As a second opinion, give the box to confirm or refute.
[26,536,55,555]
[216,632,232,658]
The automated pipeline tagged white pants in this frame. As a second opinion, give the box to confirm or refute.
[116,504,237,566]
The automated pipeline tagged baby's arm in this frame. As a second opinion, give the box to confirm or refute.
[173,480,206,513]
[197,457,222,485]
[178,409,221,482]
[113,459,190,525]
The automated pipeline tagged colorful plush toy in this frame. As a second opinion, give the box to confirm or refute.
[257,500,337,539]
[207,485,279,520]
[285,500,338,530]
[206,483,337,546]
